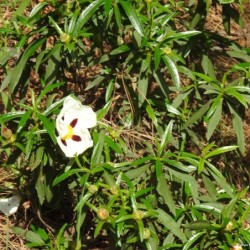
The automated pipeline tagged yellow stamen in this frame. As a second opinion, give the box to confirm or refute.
[62,125,74,140]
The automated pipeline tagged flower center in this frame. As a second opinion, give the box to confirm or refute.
[62,125,74,140]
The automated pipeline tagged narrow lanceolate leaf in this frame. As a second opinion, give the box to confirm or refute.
[183,220,212,230]
[13,0,31,17]
[156,175,176,216]
[157,208,187,242]
[201,54,216,79]
[162,55,180,89]
[17,110,32,133]
[37,113,56,143]
[138,74,148,107]
[0,111,25,123]
[184,100,212,129]
[37,82,65,105]
[205,145,238,159]
[182,232,206,250]
[206,98,223,140]
[2,38,46,93]
[119,0,145,37]
[73,0,105,35]
[29,2,48,20]
[159,120,174,155]
[230,104,245,155]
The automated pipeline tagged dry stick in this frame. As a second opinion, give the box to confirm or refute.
[36,209,55,234]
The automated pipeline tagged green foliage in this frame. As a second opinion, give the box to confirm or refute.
[0,0,250,249]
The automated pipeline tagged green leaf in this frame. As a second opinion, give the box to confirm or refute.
[222,191,240,221]
[225,88,248,107]
[1,38,46,93]
[205,145,237,159]
[156,175,176,216]
[56,223,68,249]
[74,192,93,211]
[182,232,206,250]
[145,104,158,127]
[85,75,105,90]
[229,104,245,155]
[0,111,25,124]
[73,0,105,35]
[206,98,223,140]
[110,44,130,55]
[94,220,106,238]
[104,0,112,14]
[36,113,56,143]
[36,168,45,205]
[25,230,46,245]
[154,47,161,70]
[193,203,223,214]
[206,161,233,197]
[29,2,48,20]
[183,220,212,230]
[114,3,122,30]
[202,174,217,201]
[201,54,216,79]
[0,48,20,65]
[183,99,212,129]
[44,48,62,85]
[96,100,112,120]
[91,130,105,165]
[37,82,64,105]
[32,146,44,169]
[17,110,32,133]
[159,120,173,155]
[137,220,145,242]
[157,208,187,242]
[119,0,145,37]
[105,80,115,102]
[153,70,170,98]
[13,0,31,17]
[162,55,180,89]
[53,169,86,186]
[167,31,201,40]
[138,74,148,107]
[121,166,148,183]
[42,98,64,117]
[67,11,79,34]
[105,135,122,154]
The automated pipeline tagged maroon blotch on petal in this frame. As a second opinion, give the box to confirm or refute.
[61,139,67,146]
[70,118,78,128]
[72,135,81,142]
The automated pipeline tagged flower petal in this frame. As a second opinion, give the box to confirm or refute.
[77,106,97,128]
[58,96,97,129]
[56,128,93,158]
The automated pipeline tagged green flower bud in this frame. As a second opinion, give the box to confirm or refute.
[1,127,12,139]
[97,208,109,220]
[143,228,151,239]
[230,244,242,250]
[162,47,172,55]
[88,185,98,194]
[133,210,144,220]
[225,221,234,231]
[60,32,70,43]
[110,185,119,195]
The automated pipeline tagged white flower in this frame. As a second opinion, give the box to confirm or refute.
[0,195,21,216]
[56,96,97,157]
